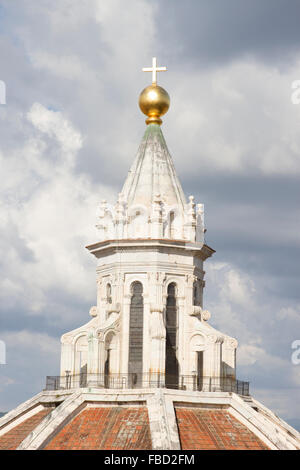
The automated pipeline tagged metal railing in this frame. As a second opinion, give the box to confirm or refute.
[45,373,250,396]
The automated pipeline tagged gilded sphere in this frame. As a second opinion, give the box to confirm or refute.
[139,84,170,124]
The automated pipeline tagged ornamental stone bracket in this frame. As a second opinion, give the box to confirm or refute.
[224,338,239,350]
[190,306,201,317]
[150,305,166,340]
[207,334,224,344]
[89,306,98,317]
[105,303,121,316]
[190,306,211,322]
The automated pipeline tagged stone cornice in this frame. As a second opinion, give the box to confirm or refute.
[86,238,215,260]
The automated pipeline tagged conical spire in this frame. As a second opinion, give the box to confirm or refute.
[121,123,186,209]
[94,58,205,244]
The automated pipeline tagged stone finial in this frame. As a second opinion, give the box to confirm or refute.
[115,193,125,218]
[197,203,204,225]
[188,195,196,216]
[99,199,107,218]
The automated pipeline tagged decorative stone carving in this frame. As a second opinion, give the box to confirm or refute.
[190,334,206,351]
[201,309,211,322]
[207,334,217,344]
[225,338,238,350]
[99,199,107,217]
[89,306,98,317]
[96,315,120,340]
[215,336,225,344]
[190,306,211,321]
[190,306,202,317]
[88,331,94,341]
[61,333,73,345]
[94,175,207,243]
[188,195,196,217]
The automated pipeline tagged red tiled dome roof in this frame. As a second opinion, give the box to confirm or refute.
[0,388,299,450]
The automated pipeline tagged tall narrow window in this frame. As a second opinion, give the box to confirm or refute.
[193,280,201,306]
[197,351,204,391]
[193,281,197,306]
[75,336,88,387]
[106,283,112,304]
[169,211,175,238]
[165,283,179,388]
[104,332,117,388]
[104,349,110,388]
[193,280,202,307]
[128,281,144,386]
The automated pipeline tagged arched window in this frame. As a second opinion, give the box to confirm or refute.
[193,281,200,306]
[128,282,144,386]
[75,336,88,387]
[106,283,112,304]
[165,283,179,388]
[104,332,117,388]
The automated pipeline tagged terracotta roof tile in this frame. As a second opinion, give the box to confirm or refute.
[45,406,152,450]
[175,407,269,450]
[0,408,52,450]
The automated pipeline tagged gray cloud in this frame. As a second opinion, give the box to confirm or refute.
[155,0,300,68]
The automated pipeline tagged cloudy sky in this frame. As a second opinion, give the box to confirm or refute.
[0,0,300,429]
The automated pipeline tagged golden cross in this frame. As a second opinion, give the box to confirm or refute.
[142,57,167,85]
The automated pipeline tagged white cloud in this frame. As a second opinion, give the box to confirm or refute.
[0,376,16,394]
[2,330,59,356]
[94,0,156,62]
[205,261,300,398]
[0,330,61,410]
[238,344,266,366]
[278,305,300,321]
[205,262,259,343]
[47,0,94,31]
[206,262,255,311]
[0,102,114,320]
[27,103,83,157]
[220,268,256,306]
[254,388,300,422]
[29,51,90,82]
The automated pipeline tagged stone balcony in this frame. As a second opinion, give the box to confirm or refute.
[45,373,250,396]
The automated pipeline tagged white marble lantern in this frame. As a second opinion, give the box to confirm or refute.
[60,66,238,391]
